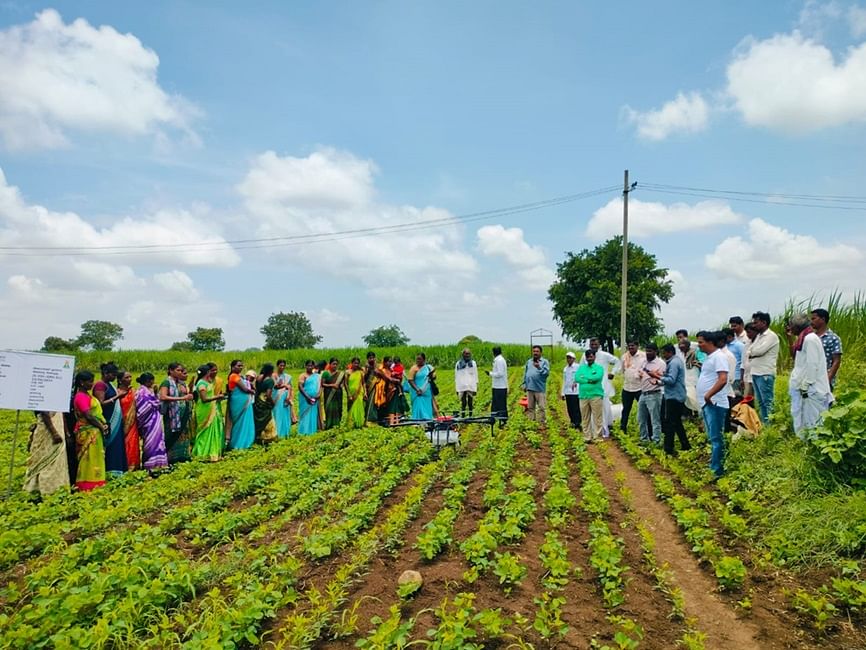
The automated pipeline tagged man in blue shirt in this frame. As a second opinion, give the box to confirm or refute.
[656,343,691,455]
[724,328,745,397]
[522,345,550,425]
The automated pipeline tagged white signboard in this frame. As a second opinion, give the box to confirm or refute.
[0,351,76,413]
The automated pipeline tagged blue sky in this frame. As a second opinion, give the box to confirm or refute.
[1,1,865,349]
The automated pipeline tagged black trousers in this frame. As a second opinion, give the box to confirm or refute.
[564,394,582,429]
[460,391,475,416]
[492,388,508,426]
[662,398,691,454]
[620,389,641,431]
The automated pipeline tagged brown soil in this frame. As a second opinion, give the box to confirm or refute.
[596,440,806,650]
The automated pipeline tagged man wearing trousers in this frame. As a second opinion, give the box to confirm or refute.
[560,351,581,429]
[637,343,666,445]
[748,311,780,423]
[657,343,691,455]
[619,340,646,432]
[487,346,508,427]
[522,345,550,425]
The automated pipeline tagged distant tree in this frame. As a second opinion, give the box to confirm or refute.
[548,236,673,352]
[76,320,124,351]
[186,327,225,352]
[363,324,410,347]
[41,336,79,353]
[169,341,195,352]
[459,335,482,346]
[261,311,322,349]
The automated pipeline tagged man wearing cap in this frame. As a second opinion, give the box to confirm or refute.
[560,351,581,430]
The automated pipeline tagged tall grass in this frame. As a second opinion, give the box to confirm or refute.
[771,291,866,373]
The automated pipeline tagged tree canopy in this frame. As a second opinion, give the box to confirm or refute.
[548,236,673,351]
[41,336,79,353]
[76,320,124,351]
[261,311,322,349]
[363,324,410,347]
[186,327,226,351]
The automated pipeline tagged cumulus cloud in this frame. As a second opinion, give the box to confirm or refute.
[476,224,555,290]
[0,168,234,348]
[585,198,743,239]
[0,9,198,150]
[726,31,866,132]
[623,92,710,141]
[237,148,478,303]
[705,218,863,281]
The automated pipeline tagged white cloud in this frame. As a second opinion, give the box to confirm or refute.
[850,5,866,37]
[237,148,478,304]
[0,168,235,348]
[585,197,743,239]
[0,168,239,268]
[476,224,555,290]
[726,30,866,132]
[623,92,710,141]
[705,218,863,281]
[0,9,198,150]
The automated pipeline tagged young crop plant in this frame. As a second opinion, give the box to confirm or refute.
[588,519,630,608]
[355,604,419,649]
[491,551,528,593]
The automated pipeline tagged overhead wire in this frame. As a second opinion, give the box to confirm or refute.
[639,182,866,211]
[0,185,622,258]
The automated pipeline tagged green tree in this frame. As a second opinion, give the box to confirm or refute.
[169,340,194,352]
[363,324,410,347]
[260,311,322,349]
[548,236,673,352]
[186,326,226,351]
[459,334,482,345]
[76,320,124,351]
[41,336,79,353]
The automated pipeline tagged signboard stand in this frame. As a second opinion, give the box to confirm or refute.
[4,410,20,498]
[1,351,75,498]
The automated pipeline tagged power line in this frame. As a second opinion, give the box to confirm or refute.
[640,182,866,211]
[0,185,621,257]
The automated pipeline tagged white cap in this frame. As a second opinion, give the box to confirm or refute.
[565,351,576,358]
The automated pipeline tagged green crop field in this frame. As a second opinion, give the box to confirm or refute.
[0,330,864,648]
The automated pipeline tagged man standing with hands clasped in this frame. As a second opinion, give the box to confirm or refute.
[522,345,550,426]
[560,351,581,430]
[575,349,604,442]
[637,343,666,445]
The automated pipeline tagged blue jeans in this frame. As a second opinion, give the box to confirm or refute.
[638,391,662,443]
[752,374,775,423]
[701,404,728,477]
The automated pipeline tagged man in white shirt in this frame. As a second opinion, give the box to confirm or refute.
[675,329,699,363]
[741,323,758,397]
[560,351,581,430]
[487,346,508,427]
[788,314,832,438]
[582,338,621,436]
[455,348,479,417]
[619,340,646,433]
[747,311,780,424]
[697,331,729,478]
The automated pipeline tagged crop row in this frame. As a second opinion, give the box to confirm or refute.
[0,426,430,648]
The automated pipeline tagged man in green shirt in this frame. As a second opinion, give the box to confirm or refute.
[575,349,605,442]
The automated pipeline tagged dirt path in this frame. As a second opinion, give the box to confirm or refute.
[592,442,773,650]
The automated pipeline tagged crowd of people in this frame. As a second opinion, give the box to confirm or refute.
[520,309,843,479]
[22,309,842,496]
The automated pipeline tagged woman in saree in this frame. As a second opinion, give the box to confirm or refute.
[375,356,400,426]
[254,363,278,444]
[344,357,366,428]
[364,352,380,423]
[117,371,140,471]
[322,358,345,429]
[224,359,243,442]
[94,362,127,478]
[228,369,256,449]
[297,360,322,435]
[192,364,226,461]
[272,359,293,438]
[407,353,437,420]
[159,363,194,464]
[134,373,169,473]
[72,371,108,491]
[24,411,69,496]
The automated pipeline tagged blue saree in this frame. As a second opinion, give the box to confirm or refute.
[410,364,435,420]
[98,381,127,478]
[228,379,255,450]
[272,373,292,439]
[298,373,320,435]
